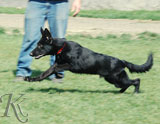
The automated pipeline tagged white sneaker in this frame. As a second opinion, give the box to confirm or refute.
[14,76,25,82]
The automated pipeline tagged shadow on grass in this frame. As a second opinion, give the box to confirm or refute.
[25,87,127,94]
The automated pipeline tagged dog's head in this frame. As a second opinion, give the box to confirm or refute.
[30,28,55,59]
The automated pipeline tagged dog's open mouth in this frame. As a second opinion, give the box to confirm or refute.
[35,54,44,59]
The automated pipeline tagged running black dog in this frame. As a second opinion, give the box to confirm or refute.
[25,28,153,93]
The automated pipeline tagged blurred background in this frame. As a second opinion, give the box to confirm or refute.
[0,0,160,10]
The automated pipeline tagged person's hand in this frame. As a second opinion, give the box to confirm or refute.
[71,0,81,17]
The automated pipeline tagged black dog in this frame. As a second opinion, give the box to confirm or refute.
[25,28,153,93]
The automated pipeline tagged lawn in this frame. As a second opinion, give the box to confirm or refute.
[0,28,160,124]
[77,9,160,20]
[1,7,160,20]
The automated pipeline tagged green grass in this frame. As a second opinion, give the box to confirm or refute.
[0,27,6,34]
[1,7,160,20]
[0,7,25,14]
[0,27,160,124]
[76,9,160,20]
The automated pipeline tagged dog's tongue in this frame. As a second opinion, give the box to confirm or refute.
[35,55,43,59]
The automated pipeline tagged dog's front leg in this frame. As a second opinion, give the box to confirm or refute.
[25,63,70,82]
[25,65,56,82]
[53,63,71,72]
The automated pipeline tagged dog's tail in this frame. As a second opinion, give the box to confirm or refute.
[123,53,153,73]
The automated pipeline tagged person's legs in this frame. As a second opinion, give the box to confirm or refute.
[16,1,47,77]
[47,0,69,80]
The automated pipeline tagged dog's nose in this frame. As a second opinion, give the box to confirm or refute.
[30,52,33,56]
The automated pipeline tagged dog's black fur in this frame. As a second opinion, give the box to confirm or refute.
[25,28,153,93]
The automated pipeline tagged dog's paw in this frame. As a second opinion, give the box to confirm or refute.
[24,76,40,82]
[24,77,34,82]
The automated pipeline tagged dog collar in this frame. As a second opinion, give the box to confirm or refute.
[57,43,66,55]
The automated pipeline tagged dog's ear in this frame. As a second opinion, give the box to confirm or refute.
[44,28,52,38]
[40,27,45,37]
[40,27,43,33]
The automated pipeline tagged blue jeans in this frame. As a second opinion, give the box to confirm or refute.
[16,0,69,79]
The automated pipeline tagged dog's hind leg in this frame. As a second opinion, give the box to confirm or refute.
[119,78,140,93]
[132,78,140,93]
[114,70,140,93]
[119,87,129,93]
